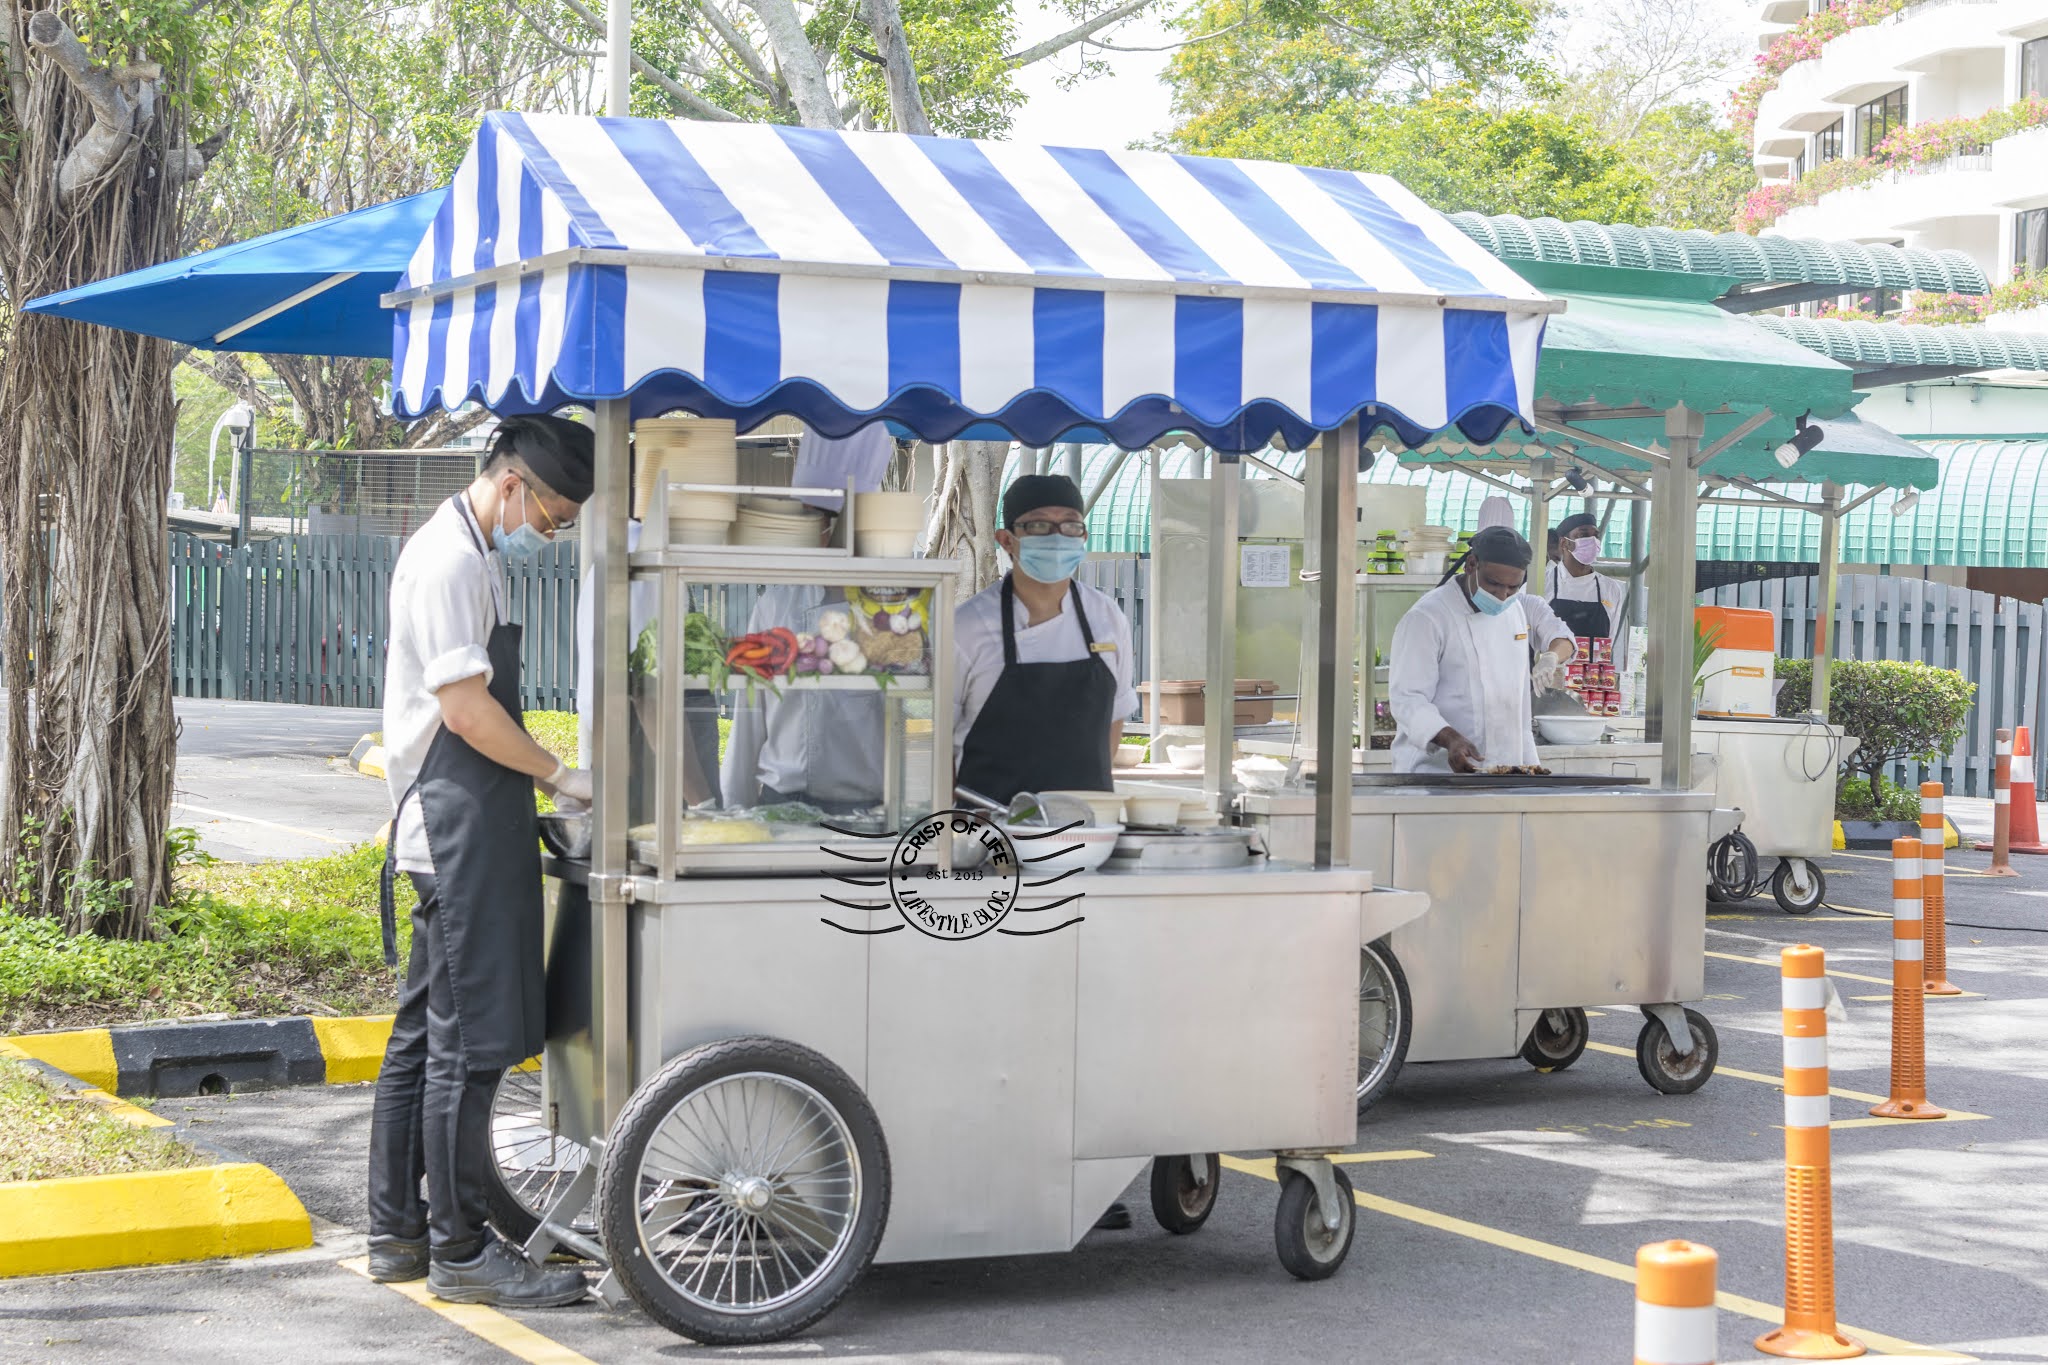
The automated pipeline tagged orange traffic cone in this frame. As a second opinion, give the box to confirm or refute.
[1755,945,1864,1360]
[2005,726,2048,854]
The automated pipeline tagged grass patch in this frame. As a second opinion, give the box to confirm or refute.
[0,1057,202,1183]
[1,843,410,1034]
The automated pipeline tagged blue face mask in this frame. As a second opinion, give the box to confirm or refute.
[1466,576,1513,617]
[1015,533,1087,584]
[492,483,550,562]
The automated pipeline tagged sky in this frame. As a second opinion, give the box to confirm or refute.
[1004,0,1758,153]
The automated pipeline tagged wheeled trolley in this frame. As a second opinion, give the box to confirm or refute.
[1690,717,1855,914]
[504,862,1428,1343]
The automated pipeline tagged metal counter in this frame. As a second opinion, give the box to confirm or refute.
[1242,785,1711,1065]
[542,862,1425,1264]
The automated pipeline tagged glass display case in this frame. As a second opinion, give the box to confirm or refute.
[626,482,956,877]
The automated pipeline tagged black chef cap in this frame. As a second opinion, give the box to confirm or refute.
[493,415,595,504]
[1002,473,1085,530]
[1557,512,1599,538]
[1466,525,1532,569]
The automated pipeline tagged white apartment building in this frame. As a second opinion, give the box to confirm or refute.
[1752,0,2048,285]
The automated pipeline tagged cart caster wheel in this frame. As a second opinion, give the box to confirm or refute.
[1519,1007,1589,1072]
[1709,832,1759,903]
[485,1064,594,1242]
[598,1036,890,1346]
[1150,1154,1222,1234]
[1772,859,1825,915]
[1357,939,1412,1114]
[1636,1009,1718,1095]
[1274,1165,1355,1281]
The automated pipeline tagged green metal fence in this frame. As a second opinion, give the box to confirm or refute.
[168,531,579,711]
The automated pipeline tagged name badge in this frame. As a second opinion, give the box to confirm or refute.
[1515,633,1528,642]
[1089,642,1117,654]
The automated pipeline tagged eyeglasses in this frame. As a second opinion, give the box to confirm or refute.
[1015,519,1088,539]
[524,481,576,537]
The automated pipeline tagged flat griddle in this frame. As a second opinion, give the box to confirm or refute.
[1353,772,1648,789]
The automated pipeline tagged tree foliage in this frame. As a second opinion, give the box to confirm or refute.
[1775,658,1976,796]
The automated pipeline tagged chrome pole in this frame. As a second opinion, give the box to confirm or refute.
[589,398,633,1132]
[1203,453,1240,810]
[1312,421,1360,868]
[1812,482,1843,720]
[1648,406,1703,790]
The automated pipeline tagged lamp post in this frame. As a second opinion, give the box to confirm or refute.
[206,402,255,512]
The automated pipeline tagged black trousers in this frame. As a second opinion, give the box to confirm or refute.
[366,873,504,1263]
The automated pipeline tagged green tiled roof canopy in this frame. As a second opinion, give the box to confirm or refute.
[1450,214,1989,306]
[1749,316,2048,385]
[1071,440,2041,567]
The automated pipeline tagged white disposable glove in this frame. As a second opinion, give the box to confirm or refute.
[1530,652,1566,695]
[547,762,593,810]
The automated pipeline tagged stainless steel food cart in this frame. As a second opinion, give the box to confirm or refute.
[363,114,1562,1347]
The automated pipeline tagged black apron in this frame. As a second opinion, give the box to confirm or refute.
[379,498,546,1072]
[956,577,1119,806]
[1546,563,1614,643]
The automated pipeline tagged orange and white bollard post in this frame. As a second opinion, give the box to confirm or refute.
[1636,1240,1717,1365]
[1871,839,1946,1121]
[1756,946,1863,1360]
[1976,728,2018,874]
[1919,783,1960,995]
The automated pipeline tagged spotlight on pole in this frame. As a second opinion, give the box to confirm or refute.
[1890,487,1920,517]
[1774,418,1825,471]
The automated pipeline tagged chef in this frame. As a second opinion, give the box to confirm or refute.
[1388,526,1575,773]
[366,414,593,1308]
[953,474,1137,805]
[1545,511,1631,671]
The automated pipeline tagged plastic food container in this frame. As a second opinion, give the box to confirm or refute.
[1141,680,1278,726]
[1041,790,1128,826]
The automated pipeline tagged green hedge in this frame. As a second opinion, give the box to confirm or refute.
[1776,658,1975,815]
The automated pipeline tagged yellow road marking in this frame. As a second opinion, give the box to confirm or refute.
[1705,950,1982,996]
[1216,1157,1969,1359]
[1582,1042,1990,1122]
[1330,1150,1433,1164]
[173,801,347,846]
[341,1257,599,1364]
[1831,851,2000,879]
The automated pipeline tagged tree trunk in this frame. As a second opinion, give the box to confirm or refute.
[923,440,1009,598]
[0,5,199,934]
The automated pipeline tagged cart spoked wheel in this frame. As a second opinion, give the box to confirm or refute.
[1518,1007,1589,1072]
[1708,832,1760,903]
[1635,1009,1719,1095]
[597,1037,890,1347]
[1273,1165,1355,1281]
[1150,1154,1223,1234]
[1356,939,1412,1113]
[1771,858,1826,915]
[485,1065,594,1241]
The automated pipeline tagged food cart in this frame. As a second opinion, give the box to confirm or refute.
[360,113,1567,1344]
[1131,267,1937,1101]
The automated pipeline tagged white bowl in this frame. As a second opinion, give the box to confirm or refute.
[1111,745,1144,769]
[1006,824,1121,876]
[1041,789,1127,826]
[856,529,920,559]
[673,518,730,545]
[1165,744,1204,772]
[1123,794,1183,827]
[1233,757,1291,791]
[1536,714,1611,746]
[855,490,925,532]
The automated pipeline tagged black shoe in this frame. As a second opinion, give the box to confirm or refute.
[1093,1201,1133,1231]
[427,1238,588,1308]
[367,1234,429,1283]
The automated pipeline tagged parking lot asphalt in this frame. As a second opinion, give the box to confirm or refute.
[3,846,2046,1364]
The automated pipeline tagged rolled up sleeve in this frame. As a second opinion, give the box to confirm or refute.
[402,561,496,694]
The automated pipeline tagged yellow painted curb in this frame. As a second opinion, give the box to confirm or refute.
[358,745,388,780]
[310,1016,396,1084]
[0,1162,312,1277]
[2,1029,117,1093]
[1833,820,1846,851]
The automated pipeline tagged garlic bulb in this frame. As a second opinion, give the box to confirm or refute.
[828,639,867,674]
[818,611,851,643]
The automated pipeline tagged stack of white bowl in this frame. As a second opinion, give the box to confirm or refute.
[1401,524,1456,577]
[635,418,738,544]
[854,491,924,558]
[734,496,828,548]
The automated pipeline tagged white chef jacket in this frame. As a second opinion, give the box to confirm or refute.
[952,577,1138,749]
[1544,562,1632,671]
[1389,580,1571,773]
[382,496,504,874]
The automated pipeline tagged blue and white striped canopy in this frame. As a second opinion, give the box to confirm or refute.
[390,113,1557,452]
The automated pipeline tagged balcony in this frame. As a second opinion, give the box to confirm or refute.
[1774,147,2002,240]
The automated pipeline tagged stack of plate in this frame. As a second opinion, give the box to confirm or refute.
[734,497,827,548]
[635,418,738,543]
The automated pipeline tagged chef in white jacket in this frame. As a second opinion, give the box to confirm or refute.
[1389,526,1576,773]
